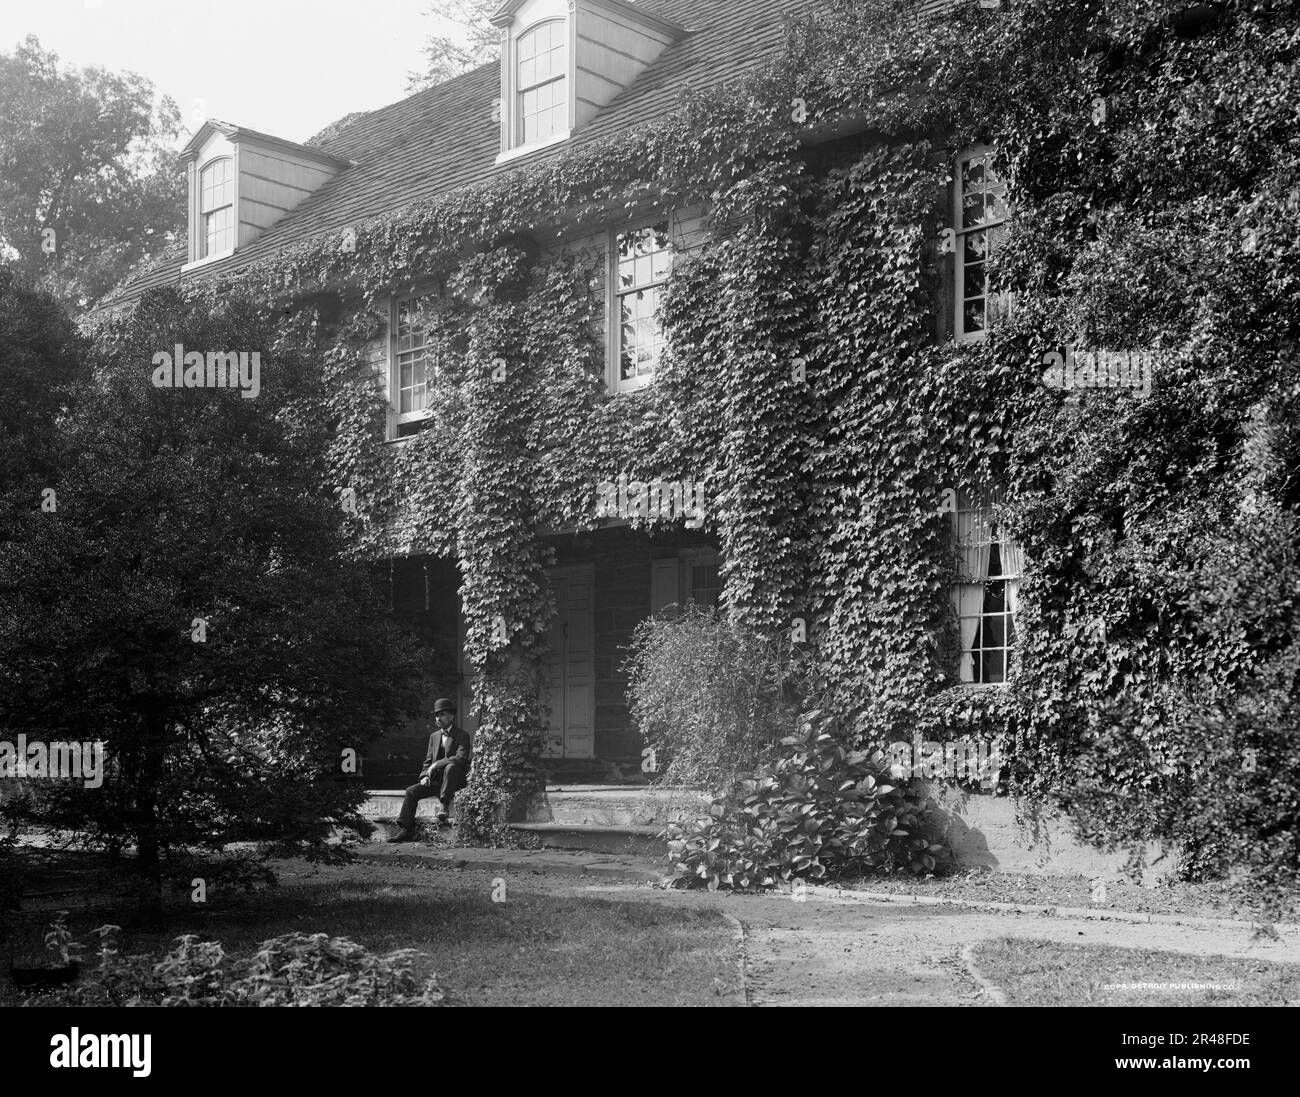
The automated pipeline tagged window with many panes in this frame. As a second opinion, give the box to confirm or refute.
[684,558,721,608]
[392,293,438,438]
[952,489,1023,684]
[954,146,1010,340]
[199,158,234,259]
[614,221,672,392]
[517,20,568,145]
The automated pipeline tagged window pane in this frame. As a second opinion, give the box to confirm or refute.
[962,193,989,229]
[983,614,1005,649]
[615,223,672,385]
[986,542,1004,580]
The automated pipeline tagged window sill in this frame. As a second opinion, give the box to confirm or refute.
[609,377,655,397]
[496,131,571,166]
[182,250,236,273]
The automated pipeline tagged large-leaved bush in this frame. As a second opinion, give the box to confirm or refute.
[666,712,950,891]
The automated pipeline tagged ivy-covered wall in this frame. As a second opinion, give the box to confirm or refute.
[111,0,1300,862]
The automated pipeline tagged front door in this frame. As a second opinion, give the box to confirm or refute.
[543,566,594,760]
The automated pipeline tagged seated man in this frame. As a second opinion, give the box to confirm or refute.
[391,698,472,843]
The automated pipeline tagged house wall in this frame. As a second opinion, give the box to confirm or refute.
[360,202,716,771]
[362,201,709,427]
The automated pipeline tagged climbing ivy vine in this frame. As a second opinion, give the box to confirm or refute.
[95,0,1300,900]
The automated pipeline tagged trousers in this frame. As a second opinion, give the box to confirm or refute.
[397,763,467,829]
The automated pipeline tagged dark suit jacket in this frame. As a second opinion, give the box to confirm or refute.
[422,725,472,778]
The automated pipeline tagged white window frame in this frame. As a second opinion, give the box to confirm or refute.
[679,548,723,609]
[953,144,1011,342]
[198,156,235,260]
[497,12,573,162]
[388,290,439,440]
[608,218,674,394]
[950,488,1022,686]
[516,18,568,147]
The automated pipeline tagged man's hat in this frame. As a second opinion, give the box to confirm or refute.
[433,698,457,715]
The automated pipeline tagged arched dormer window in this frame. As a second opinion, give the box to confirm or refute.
[199,157,235,258]
[516,20,567,145]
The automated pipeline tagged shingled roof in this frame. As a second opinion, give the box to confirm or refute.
[103,0,825,308]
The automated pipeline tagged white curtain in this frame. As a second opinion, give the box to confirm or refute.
[1000,533,1023,617]
[957,507,990,580]
[999,535,1025,579]
[954,582,984,682]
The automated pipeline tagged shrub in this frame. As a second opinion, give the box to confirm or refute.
[665,711,950,891]
[624,605,806,792]
[1058,501,1300,916]
[29,923,446,1007]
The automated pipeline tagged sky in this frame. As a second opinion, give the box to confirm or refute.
[0,0,466,146]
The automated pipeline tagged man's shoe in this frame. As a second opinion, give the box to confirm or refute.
[390,829,416,843]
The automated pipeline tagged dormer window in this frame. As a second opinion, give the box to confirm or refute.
[199,158,235,259]
[492,1,683,163]
[517,20,567,145]
[182,120,348,270]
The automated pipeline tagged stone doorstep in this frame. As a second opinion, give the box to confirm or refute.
[360,786,713,828]
[530,786,714,828]
[360,792,445,821]
[508,822,666,857]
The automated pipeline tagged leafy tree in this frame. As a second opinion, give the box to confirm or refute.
[0,35,184,313]
[0,268,86,500]
[406,0,499,93]
[0,287,429,917]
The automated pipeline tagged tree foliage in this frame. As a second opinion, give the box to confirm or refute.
[406,0,500,93]
[0,288,429,913]
[0,35,184,313]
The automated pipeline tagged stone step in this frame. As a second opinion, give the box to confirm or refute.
[361,785,712,831]
[360,792,445,822]
[529,785,713,827]
[508,823,666,857]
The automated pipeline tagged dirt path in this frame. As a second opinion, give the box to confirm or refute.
[557,879,1300,1007]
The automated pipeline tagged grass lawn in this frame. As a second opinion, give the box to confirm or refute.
[837,869,1296,924]
[2,857,739,1007]
[970,937,1300,1006]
